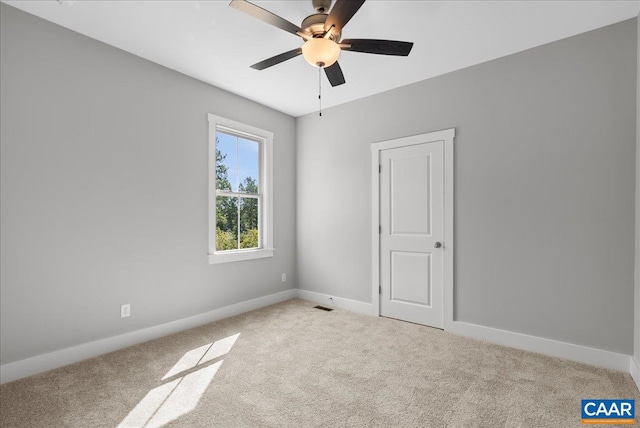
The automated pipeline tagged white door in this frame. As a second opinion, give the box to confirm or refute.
[379,141,444,328]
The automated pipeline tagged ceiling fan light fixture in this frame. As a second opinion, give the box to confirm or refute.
[302,38,340,68]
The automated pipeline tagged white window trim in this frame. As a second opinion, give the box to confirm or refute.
[208,114,274,264]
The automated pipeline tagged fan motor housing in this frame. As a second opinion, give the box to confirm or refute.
[301,13,341,41]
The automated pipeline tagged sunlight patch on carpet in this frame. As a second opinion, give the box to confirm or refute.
[161,333,240,380]
[118,333,240,428]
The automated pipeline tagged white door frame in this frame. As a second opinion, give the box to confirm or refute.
[371,128,455,330]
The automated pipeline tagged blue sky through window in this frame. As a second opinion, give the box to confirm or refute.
[217,132,259,192]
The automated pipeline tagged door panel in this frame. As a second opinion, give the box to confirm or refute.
[391,251,431,305]
[390,156,431,235]
[380,141,444,328]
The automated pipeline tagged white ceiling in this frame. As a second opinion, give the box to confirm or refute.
[4,0,639,117]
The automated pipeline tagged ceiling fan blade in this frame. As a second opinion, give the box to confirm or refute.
[341,39,414,56]
[324,61,346,87]
[250,48,303,70]
[324,0,366,34]
[230,0,302,36]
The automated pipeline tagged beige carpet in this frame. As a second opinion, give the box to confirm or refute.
[1,299,638,427]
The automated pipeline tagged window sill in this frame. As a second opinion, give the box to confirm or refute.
[208,248,274,264]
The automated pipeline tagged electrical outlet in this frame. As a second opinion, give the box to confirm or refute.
[121,303,131,318]
[281,273,286,282]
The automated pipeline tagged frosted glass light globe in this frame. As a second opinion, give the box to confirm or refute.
[302,38,340,68]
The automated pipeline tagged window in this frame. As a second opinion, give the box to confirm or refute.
[208,114,273,264]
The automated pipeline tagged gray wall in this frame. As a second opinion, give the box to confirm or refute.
[635,15,640,365]
[297,19,637,354]
[0,4,296,364]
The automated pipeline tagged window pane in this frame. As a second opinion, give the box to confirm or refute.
[216,132,237,191]
[216,196,238,251]
[238,138,259,194]
[239,197,259,249]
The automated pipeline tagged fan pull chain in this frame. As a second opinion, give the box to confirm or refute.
[318,66,322,117]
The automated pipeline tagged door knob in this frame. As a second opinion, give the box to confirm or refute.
[434,242,442,248]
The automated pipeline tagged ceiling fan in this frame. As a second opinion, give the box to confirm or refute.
[229,0,414,87]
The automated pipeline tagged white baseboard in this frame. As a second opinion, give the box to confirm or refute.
[294,291,632,373]
[449,321,631,372]
[631,357,640,392]
[0,289,296,385]
[2,288,635,386]
[295,288,373,316]
[292,291,633,373]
